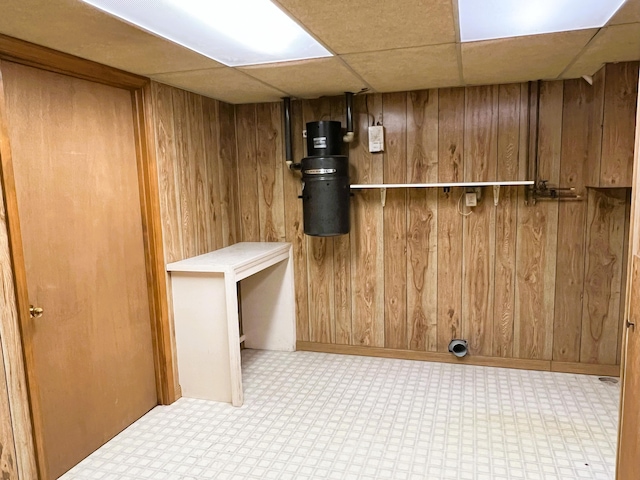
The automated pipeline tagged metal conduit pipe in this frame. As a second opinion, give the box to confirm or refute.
[343,91,354,143]
[283,97,294,168]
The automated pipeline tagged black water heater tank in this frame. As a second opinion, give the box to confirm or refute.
[301,121,350,236]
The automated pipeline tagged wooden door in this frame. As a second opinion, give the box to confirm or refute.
[1,61,157,479]
[618,255,640,477]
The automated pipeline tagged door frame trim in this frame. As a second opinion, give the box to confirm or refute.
[0,34,175,479]
[616,67,640,478]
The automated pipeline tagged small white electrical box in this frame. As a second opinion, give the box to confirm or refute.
[368,125,385,153]
[465,192,478,207]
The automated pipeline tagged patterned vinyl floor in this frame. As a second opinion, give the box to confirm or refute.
[61,349,620,480]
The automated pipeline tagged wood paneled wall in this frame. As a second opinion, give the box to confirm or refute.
[149,63,637,375]
[229,62,638,372]
[149,81,240,395]
[601,63,639,187]
[151,81,239,262]
[0,342,18,479]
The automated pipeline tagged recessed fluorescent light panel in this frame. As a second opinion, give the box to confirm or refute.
[458,0,627,42]
[80,0,332,66]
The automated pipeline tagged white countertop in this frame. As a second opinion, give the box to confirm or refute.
[166,242,291,275]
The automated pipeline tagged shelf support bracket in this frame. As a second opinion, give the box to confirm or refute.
[493,185,500,206]
[380,188,387,207]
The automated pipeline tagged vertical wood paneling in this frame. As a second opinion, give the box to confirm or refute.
[256,103,285,242]
[235,104,260,242]
[437,88,464,352]
[283,100,310,341]
[350,94,384,347]
[581,188,627,364]
[171,89,198,258]
[330,97,352,345]
[201,98,224,250]
[553,78,598,361]
[515,81,561,360]
[383,92,408,349]
[601,62,639,187]
[152,83,182,263]
[186,92,211,255]
[303,98,335,343]
[462,85,498,356]
[217,101,239,247]
[407,90,439,351]
[307,235,334,343]
[493,84,520,358]
[0,345,18,479]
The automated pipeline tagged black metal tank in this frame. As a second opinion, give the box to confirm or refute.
[301,121,350,236]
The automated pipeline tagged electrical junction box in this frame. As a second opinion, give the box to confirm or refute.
[465,192,478,207]
[368,125,385,153]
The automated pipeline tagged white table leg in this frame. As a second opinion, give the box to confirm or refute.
[171,272,232,402]
[225,273,244,406]
[241,253,296,352]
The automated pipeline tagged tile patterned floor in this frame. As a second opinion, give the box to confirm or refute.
[61,350,620,480]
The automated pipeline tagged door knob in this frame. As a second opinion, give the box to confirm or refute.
[627,319,635,330]
[29,305,43,318]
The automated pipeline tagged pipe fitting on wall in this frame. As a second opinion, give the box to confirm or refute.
[343,131,355,143]
[448,339,468,358]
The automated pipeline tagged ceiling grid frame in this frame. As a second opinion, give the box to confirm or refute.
[0,0,635,103]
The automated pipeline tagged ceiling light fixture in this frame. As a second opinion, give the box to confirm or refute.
[80,0,332,66]
[458,0,627,42]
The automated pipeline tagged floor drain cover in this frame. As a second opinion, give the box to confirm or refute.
[598,377,619,385]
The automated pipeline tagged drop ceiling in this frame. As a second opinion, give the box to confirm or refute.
[0,0,638,104]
